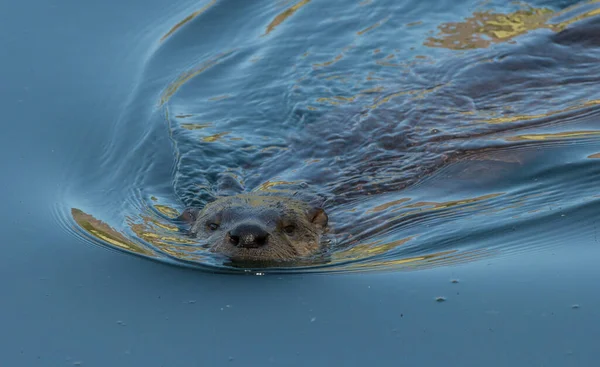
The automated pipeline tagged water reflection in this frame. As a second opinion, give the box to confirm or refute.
[425,0,599,50]
[264,0,311,36]
[160,0,218,42]
[63,0,600,273]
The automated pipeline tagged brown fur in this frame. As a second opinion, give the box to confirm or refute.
[180,192,328,263]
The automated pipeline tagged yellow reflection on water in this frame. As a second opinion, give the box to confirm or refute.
[479,99,600,124]
[160,0,218,42]
[425,1,600,50]
[255,180,300,191]
[202,131,231,142]
[330,247,495,273]
[402,193,503,211]
[332,236,414,261]
[209,95,230,101]
[367,198,411,213]
[357,16,389,36]
[264,0,311,36]
[345,249,492,272]
[71,208,158,257]
[154,204,179,218]
[426,7,554,50]
[313,54,343,69]
[160,50,235,105]
[71,205,210,263]
[365,84,444,109]
[506,130,600,141]
[180,123,212,130]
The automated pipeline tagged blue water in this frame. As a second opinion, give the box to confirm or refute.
[54,0,600,273]
[1,0,599,365]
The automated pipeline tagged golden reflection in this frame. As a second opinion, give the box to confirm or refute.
[401,193,503,211]
[360,86,385,94]
[425,1,600,50]
[160,0,218,42]
[367,198,411,213]
[406,21,422,27]
[365,84,443,109]
[255,180,299,191]
[357,16,389,36]
[128,215,208,262]
[316,95,357,105]
[209,95,230,101]
[261,146,288,153]
[332,236,414,261]
[506,130,600,142]
[202,131,231,142]
[160,50,235,105]
[338,248,494,272]
[181,123,212,130]
[264,0,311,36]
[71,208,158,257]
[479,99,600,124]
[312,54,343,69]
[154,204,179,218]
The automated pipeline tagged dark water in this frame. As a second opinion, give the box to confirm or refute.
[2,0,600,365]
[55,0,600,273]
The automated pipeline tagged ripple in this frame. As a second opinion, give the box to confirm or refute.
[59,0,600,274]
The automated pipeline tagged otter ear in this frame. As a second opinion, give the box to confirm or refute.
[308,208,328,229]
[177,208,200,224]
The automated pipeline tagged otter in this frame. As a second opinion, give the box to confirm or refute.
[178,192,328,264]
[169,17,598,266]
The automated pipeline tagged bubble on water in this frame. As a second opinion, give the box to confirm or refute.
[310,317,316,322]
[435,296,446,302]
[571,304,580,309]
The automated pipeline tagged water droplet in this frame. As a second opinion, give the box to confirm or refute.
[310,317,316,322]
[435,297,446,302]
[572,304,580,309]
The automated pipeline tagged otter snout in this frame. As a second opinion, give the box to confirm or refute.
[228,223,269,248]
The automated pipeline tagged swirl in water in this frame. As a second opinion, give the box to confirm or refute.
[57,0,600,273]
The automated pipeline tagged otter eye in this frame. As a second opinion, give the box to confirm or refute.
[208,223,219,231]
[283,225,295,234]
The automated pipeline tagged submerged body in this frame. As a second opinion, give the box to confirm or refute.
[171,16,600,264]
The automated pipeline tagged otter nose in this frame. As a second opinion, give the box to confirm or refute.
[228,224,269,248]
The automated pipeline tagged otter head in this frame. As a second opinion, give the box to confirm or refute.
[179,193,328,263]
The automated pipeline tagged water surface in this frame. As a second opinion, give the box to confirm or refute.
[2,0,600,366]
[55,0,600,273]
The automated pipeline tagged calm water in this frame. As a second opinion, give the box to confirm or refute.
[55,0,600,273]
[1,0,600,365]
